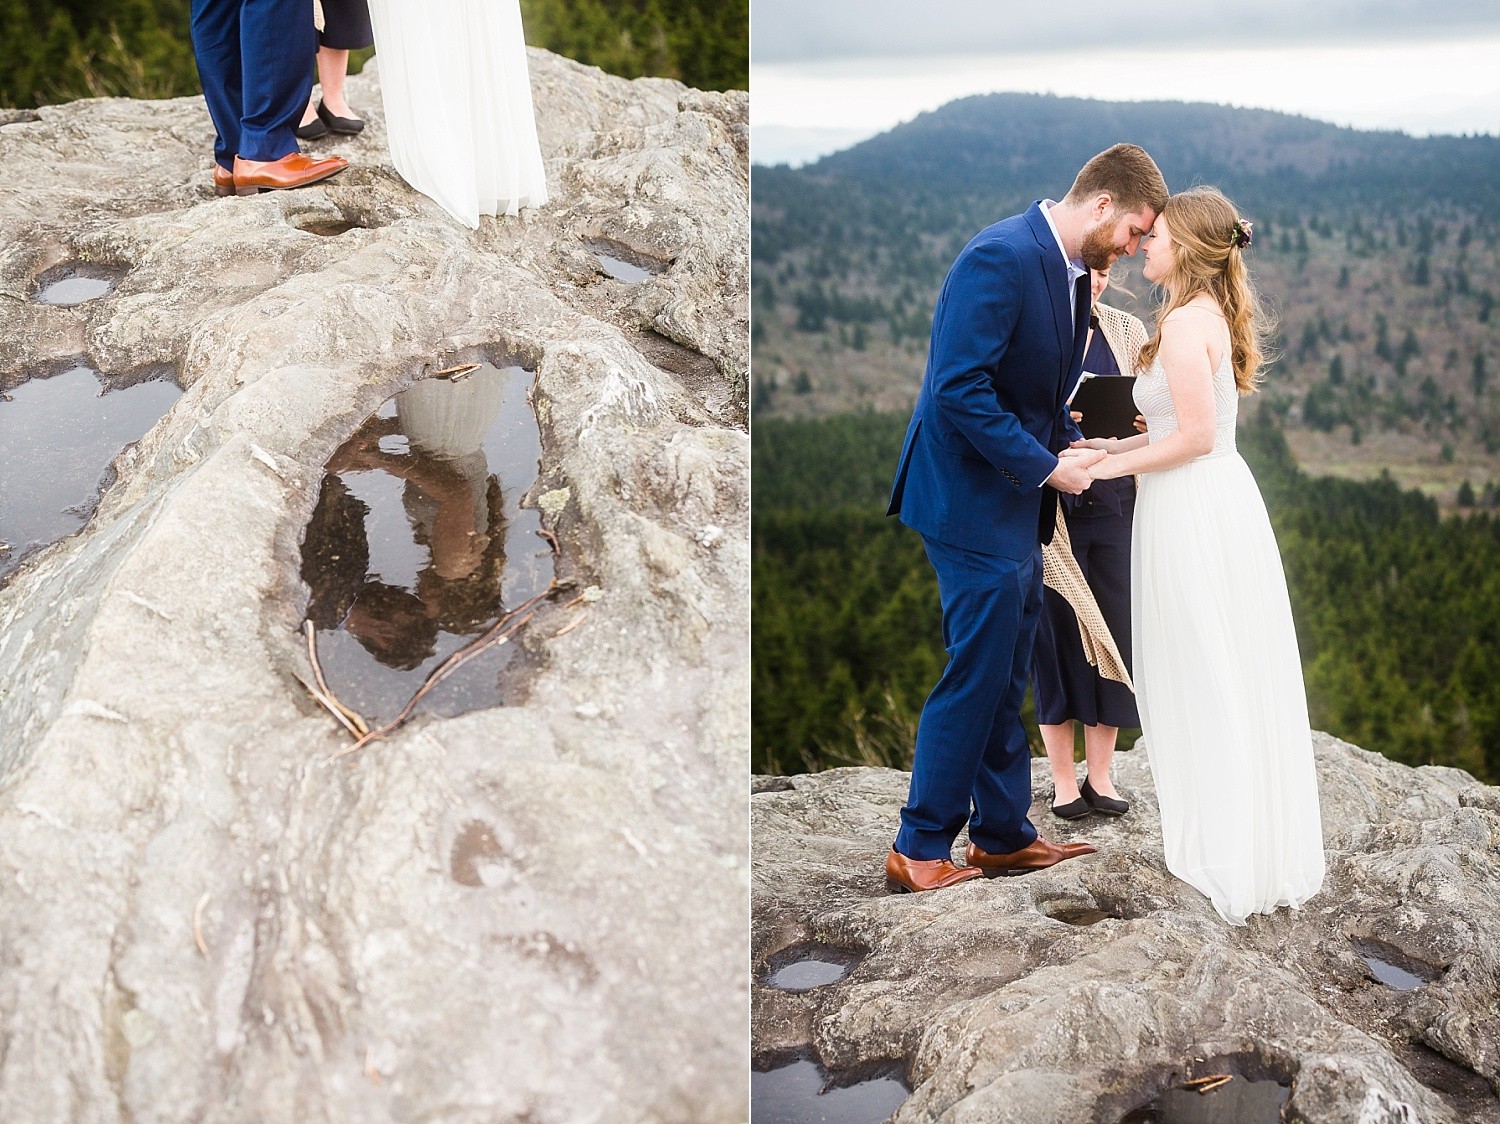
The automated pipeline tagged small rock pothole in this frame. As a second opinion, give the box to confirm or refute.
[34,262,125,306]
[1118,1076,1291,1123]
[1352,937,1439,990]
[289,214,362,238]
[300,357,555,725]
[762,944,861,992]
[752,1049,908,1124]
[1114,1054,1297,1124]
[586,238,667,284]
[1037,898,1125,926]
[1396,1040,1500,1118]
[631,331,719,381]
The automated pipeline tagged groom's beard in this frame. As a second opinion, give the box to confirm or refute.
[1079,221,1125,272]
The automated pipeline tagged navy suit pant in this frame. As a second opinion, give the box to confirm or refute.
[896,535,1044,861]
[190,0,315,168]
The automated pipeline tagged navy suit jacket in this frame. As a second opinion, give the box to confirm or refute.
[888,202,1090,559]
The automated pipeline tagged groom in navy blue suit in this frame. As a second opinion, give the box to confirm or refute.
[190,0,349,195]
[885,145,1168,893]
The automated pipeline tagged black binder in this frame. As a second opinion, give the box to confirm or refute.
[1069,375,1139,440]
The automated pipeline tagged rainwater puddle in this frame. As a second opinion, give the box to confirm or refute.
[35,264,122,306]
[1118,1077,1291,1123]
[0,365,181,583]
[301,361,554,724]
[587,240,662,284]
[764,945,858,992]
[752,1053,908,1124]
[1353,938,1436,990]
[595,253,652,283]
[1364,956,1426,990]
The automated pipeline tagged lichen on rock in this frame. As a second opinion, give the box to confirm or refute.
[0,50,746,1122]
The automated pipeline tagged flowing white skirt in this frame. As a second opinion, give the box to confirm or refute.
[1132,451,1325,925]
[366,0,548,227]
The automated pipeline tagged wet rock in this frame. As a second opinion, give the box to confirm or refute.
[0,50,746,1124]
[752,735,1500,1123]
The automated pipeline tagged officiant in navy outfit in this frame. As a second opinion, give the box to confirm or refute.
[190,0,350,196]
[1033,268,1146,822]
[883,144,1167,894]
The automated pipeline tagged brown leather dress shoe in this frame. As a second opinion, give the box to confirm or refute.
[232,152,349,195]
[213,165,235,197]
[965,837,1097,877]
[885,847,983,894]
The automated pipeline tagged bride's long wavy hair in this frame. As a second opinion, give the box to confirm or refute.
[1137,187,1275,394]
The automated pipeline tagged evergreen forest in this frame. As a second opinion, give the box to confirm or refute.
[0,0,746,109]
[753,412,1500,786]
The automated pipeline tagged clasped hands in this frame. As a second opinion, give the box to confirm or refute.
[1046,440,1118,494]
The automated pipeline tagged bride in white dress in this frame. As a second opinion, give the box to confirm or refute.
[366,0,548,227]
[1078,186,1325,925]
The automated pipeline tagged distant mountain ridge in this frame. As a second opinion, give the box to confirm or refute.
[774,92,1500,215]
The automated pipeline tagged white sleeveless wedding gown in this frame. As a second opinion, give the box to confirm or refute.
[1131,346,1325,925]
[366,0,548,227]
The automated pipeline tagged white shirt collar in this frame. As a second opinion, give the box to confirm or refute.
[1041,199,1088,286]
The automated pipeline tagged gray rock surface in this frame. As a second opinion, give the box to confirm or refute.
[752,735,1500,1123]
[0,51,747,1122]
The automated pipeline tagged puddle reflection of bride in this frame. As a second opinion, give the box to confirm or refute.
[303,369,509,670]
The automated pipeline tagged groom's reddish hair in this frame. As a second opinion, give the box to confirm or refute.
[1063,144,1168,214]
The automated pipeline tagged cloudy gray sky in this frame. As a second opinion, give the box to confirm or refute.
[752,1,1500,165]
[754,0,1499,63]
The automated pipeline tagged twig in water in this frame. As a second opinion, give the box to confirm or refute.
[192,892,210,956]
[300,621,367,735]
[537,527,560,555]
[434,363,481,381]
[1193,1076,1234,1095]
[325,580,562,762]
[1181,1074,1231,1089]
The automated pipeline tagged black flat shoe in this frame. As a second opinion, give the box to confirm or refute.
[317,101,365,135]
[1081,777,1129,816]
[295,115,329,140]
[1051,795,1091,820]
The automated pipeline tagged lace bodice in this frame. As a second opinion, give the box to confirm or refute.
[1132,346,1240,459]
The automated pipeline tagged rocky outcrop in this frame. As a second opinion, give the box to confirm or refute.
[752,736,1500,1123]
[0,51,746,1122]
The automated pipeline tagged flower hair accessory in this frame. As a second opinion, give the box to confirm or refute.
[1231,219,1253,250]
